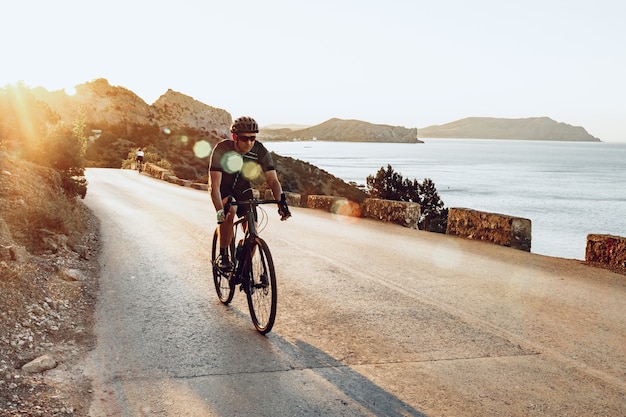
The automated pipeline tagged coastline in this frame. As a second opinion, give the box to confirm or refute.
[265,140,626,260]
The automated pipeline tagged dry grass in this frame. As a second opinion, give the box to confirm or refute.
[1,152,86,253]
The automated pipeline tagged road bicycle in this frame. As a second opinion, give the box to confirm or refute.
[211,197,279,334]
[136,159,143,172]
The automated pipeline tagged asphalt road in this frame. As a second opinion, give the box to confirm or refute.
[83,168,626,416]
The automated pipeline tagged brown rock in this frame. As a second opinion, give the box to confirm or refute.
[22,355,57,373]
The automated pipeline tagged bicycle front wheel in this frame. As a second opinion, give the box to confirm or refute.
[211,229,235,304]
[244,237,277,334]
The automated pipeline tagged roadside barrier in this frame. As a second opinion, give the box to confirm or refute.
[139,167,625,271]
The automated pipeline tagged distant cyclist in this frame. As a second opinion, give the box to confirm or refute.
[136,148,144,170]
[209,116,291,272]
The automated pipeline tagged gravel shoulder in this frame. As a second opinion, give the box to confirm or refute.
[0,203,100,416]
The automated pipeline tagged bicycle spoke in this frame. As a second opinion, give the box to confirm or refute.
[212,230,235,304]
[245,238,277,334]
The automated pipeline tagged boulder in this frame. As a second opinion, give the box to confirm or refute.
[22,355,57,373]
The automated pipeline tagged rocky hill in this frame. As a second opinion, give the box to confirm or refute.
[152,89,231,137]
[32,78,231,140]
[11,80,368,199]
[419,117,600,141]
[29,79,235,180]
[259,118,421,143]
[272,153,367,204]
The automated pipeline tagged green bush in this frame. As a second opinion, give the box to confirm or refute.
[366,165,448,232]
[0,84,87,199]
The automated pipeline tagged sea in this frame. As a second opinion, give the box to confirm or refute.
[265,139,626,260]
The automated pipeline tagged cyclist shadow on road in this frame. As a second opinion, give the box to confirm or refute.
[278,338,428,417]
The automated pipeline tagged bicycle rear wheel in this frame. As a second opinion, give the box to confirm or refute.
[244,237,277,334]
[211,229,235,304]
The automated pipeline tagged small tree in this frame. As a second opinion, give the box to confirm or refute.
[419,178,448,233]
[39,124,88,199]
[367,165,448,232]
[401,177,420,203]
[366,164,406,201]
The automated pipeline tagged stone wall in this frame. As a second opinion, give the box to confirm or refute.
[307,195,362,217]
[263,190,302,207]
[446,207,532,252]
[361,198,420,228]
[586,234,626,270]
[143,163,172,180]
[191,183,209,191]
[306,196,420,227]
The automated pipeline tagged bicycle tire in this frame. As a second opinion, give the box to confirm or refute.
[211,229,235,304]
[244,237,277,334]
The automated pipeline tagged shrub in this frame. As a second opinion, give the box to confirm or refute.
[0,84,87,199]
[366,165,448,232]
[366,164,407,201]
[418,178,448,233]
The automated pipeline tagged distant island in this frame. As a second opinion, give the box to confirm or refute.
[262,116,600,143]
[260,118,421,143]
[418,117,600,142]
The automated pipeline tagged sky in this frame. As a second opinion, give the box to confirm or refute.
[2,0,625,141]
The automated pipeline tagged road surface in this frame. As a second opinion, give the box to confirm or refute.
[83,168,626,416]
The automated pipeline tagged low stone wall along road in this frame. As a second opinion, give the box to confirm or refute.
[83,168,626,416]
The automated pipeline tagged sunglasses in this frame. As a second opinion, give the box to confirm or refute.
[237,135,256,142]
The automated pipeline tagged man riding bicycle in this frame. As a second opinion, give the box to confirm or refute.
[136,148,144,169]
[209,116,291,272]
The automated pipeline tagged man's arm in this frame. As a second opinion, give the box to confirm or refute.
[265,170,291,220]
[209,170,224,211]
[264,170,283,201]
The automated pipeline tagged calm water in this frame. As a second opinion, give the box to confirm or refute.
[265,139,626,260]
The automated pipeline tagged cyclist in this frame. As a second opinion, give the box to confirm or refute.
[209,116,291,272]
[136,148,144,170]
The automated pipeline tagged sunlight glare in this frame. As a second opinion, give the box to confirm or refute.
[193,140,212,158]
[331,199,362,224]
[432,241,463,269]
[221,151,243,173]
[241,161,262,181]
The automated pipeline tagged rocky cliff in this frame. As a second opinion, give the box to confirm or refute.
[32,78,231,139]
[419,117,600,142]
[259,118,421,143]
[152,89,231,137]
